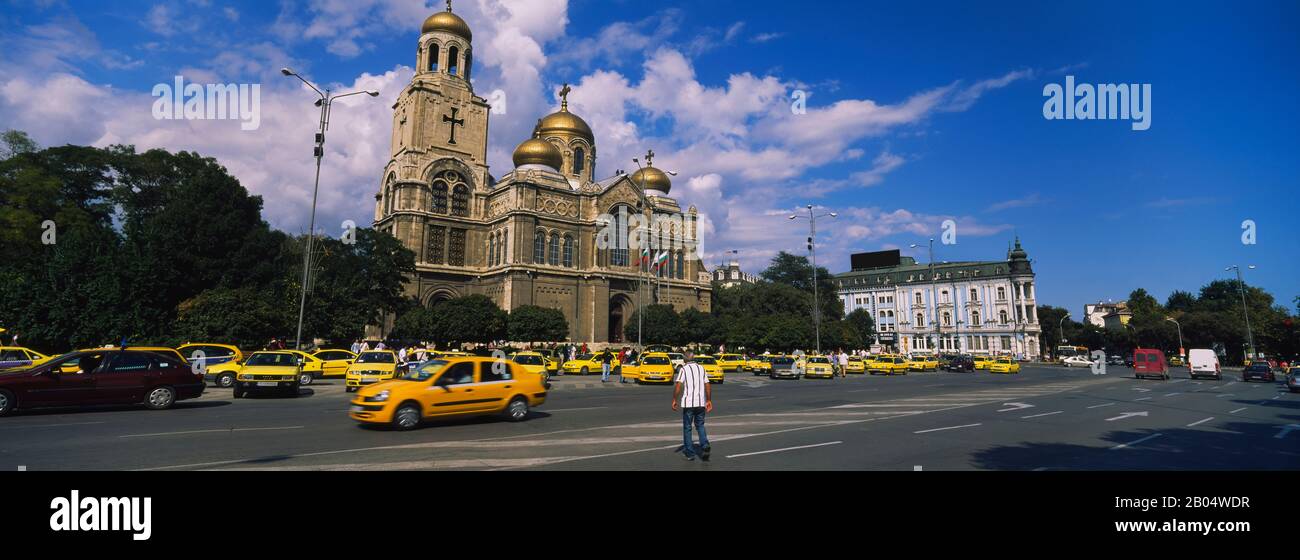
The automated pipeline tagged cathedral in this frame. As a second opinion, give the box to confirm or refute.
[371,3,713,344]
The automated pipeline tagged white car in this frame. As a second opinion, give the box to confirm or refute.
[1062,356,1095,368]
[667,353,686,368]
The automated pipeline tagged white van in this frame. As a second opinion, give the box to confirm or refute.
[1188,348,1221,380]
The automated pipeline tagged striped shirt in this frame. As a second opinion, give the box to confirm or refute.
[675,362,709,408]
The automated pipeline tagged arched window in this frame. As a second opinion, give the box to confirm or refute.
[970,288,978,301]
[500,228,507,263]
[533,230,546,264]
[431,181,448,214]
[488,233,496,266]
[915,292,923,305]
[428,43,439,72]
[448,46,459,75]
[676,251,685,279]
[916,313,925,328]
[562,235,574,267]
[384,175,395,215]
[997,286,1006,300]
[609,206,630,267]
[548,233,560,266]
[941,290,949,303]
[999,310,1009,324]
[972,310,981,325]
[451,185,469,217]
[464,49,472,80]
[943,312,952,327]
[573,147,585,175]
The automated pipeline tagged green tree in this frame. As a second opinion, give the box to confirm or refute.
[508,305,570,343]
[678,307,721,346]
[390,301,438,342]
[759,251,842,321]
[424,295,507,347]
[624,304,681,345]
[173,287,288,349]
[844,308,876,340]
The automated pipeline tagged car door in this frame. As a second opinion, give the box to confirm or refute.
[474,360,516,412]
[24,351,110,406]
[316,351,354,377]
[424,361,486,417]
[94,351,155,403]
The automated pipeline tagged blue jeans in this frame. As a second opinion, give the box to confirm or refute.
[601,363,610,381]
[682,407,710,457]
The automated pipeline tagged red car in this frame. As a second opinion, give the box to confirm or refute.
[0,348,205,416]
[1132,348,1169,380]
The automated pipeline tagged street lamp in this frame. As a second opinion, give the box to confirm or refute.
[1225,265,1257,362]
[282,68,380,350]
[911,239,939,356]
[790,205,837,354]
[1057,313,1071,358]
[1165,317,1184,358]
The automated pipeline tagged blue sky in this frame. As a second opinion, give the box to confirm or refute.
[1,0,1296,317]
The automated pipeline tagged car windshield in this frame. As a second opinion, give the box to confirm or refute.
[808,357,829,364]
[356,352,395,364]
[245,353,298,367]
[642,356,670,365]
[692,357,717,364]
[668,354,684,360]
[404,360,449,381]
[513,354,544,365]
[1245,365,1269,372]
[771,357,794,365]
[576,354,594,361]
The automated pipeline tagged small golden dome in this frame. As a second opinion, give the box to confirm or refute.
[630,166,671,194]
[422,7,472,40]
[512,137,563,171]
[538,108,594,143]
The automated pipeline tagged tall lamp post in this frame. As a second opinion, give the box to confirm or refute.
[1057,312,1071,360]
[281,68,379,350]
[790,205,837,354]
[1165,317,1184,358]
[1225,265,1257,362]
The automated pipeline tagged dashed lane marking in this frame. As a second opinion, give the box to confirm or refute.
[1021,411,1063,419]
[725,441,843,459]
[1110,433,1163,450]
[1187,417,1215,427]
[914,423,982,434]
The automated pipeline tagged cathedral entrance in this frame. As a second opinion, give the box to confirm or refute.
[608,295,632,343]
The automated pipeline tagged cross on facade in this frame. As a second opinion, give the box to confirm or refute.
[443,107,465,145]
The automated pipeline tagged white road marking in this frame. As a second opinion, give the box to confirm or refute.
[18,466,26,471]
[914,423,982,434]
[727,397,775,402]
[1110,433,1163,450]
[1106,411,1149,422]
[725,441,842,459]
[1186,417,1215,427]
[1163,392,1182,397]
[120,426,305,438]
[914,465,922,471]
[1134,397,1152,401]
[1272,396,1281,400]
[542,407,608,413]
[1021,411,1063,419]
[1215,393,1234,398]
[1229,407,1247,414]
[1170,379,1188,384]
[1275,425,1300,440]
[997,402,1035,412]
[1086,403,1116,409]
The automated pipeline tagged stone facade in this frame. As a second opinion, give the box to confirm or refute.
[370,6,712,343]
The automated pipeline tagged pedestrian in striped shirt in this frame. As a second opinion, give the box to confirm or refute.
[673,361,713,461]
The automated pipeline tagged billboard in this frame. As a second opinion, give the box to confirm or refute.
[851,249,902,271]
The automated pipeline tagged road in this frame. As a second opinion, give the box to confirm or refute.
[2,365,1297,471]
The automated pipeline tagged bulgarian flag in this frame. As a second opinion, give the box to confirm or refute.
[637,247,651,267]
[651,250,669,271]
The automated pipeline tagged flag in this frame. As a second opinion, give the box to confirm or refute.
[637,247,651,266]
[651,251,669,270]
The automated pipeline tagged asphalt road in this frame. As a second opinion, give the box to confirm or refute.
[2,365,1297,471]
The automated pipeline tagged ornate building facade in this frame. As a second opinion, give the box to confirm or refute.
[834,240,1042,359]
[371,4,712,343]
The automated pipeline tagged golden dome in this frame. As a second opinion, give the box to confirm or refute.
[630,166,671,194]
[422,7,472,40]
[538,108,594,143]
[512,136,563,171]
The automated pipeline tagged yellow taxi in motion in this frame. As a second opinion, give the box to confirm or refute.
[0,346,54,371]
[312,349,357,378]
[349,356,548,430]
[562,352,620,375]
[747,355,773,376]
[870,356,910,375]
[622,352,677,384]
[345,350,399,392]
[973,355,994,370]
[509,351,551,382]
[845,356,866,374]
[988,357,1021,374]
[908,355,939,372]
[800,355,835,378]
[690,355,725,383]
[233,351,305,398]
[715,353,745,374]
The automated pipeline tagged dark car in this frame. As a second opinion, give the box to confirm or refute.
[0,349,205,416]
[1242,362,1274,383]
[945,355,975,372]
[1287,368,1300,393]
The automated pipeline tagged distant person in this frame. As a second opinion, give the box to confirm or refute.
[838,349,849,378]
[350,339,362,354]
[360,340,371,352]
[398,346,408,363]
[600,349,613,383]
[672,359,713,462]
[376,340,386,351]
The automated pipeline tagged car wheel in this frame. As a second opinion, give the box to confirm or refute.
[0,389,15,416]
[145,386,176,410]
[392,403,421,430]
[298,372,314,386]
[216,373,235,388]
[505,397,529,422]
[233,388,245,398]
[581,366,589,375]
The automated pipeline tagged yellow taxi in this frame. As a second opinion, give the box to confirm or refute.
[233,351,306,398]
[747,355,773,376]
[562,352,620,375]
[312,348,357,378]
[622,352,677,384]
[845,356,866,374]
[534,348,562,375]
[510,351,551,382]
[972,355,995,370]
[800,355,835,379]
[908,355,939,372]
[690,355,725,383]
[870,356,910,375]
[988,357,1021,374]
[0,346,54,371]
[715,353,746,373]
[345,350,399,392]
[349,356,548,430]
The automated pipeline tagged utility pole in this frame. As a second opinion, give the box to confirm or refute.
[790,206,837,354]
